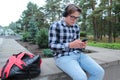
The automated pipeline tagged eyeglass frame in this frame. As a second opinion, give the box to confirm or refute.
[69,15,79,20]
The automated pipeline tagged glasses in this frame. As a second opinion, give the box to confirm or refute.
[69,15,79,20]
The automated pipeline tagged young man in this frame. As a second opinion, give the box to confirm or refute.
[49,4,104,80]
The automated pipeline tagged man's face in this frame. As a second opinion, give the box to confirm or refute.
[65,11,80,26]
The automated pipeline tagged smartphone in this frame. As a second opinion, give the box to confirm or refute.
[82,38,88,42]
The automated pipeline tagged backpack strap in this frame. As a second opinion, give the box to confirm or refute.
[3,56,26,78]
[2,52,33,78]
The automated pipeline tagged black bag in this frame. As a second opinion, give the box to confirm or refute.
[0,52,42,80]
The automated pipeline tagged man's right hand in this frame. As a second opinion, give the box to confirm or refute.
[69,39,87,49]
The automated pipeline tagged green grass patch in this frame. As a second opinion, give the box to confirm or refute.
[88,42,120,50]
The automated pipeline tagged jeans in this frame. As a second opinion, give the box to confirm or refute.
[55,52,105,80]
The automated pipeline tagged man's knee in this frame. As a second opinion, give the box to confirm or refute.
[94,67,105,78]
[97,67,105,77]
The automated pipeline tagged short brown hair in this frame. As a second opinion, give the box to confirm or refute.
[63,4,82,17]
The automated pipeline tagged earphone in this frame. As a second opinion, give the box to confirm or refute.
[62,5,70,17]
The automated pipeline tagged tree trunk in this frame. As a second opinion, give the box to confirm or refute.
[108,0,112,43]
[92,0,98,41]
[93,17,98,41]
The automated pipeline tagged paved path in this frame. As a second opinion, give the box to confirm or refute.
[0,38,30,68]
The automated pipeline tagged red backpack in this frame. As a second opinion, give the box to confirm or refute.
[0,52,42,80]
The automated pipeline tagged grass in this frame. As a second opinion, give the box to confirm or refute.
[85,36,120,50]
[88,42,120,50]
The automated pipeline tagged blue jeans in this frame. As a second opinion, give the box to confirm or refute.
[55,52,105,80]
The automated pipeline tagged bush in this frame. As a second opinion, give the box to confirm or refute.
[36,28,48,48]
[22,32,30,42]
[43,49,53,57]
[80,31,87,37]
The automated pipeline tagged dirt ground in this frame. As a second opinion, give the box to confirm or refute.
[16,40,45,57]
[16,40,93,58]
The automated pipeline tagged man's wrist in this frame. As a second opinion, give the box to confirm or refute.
[69,42,72,48]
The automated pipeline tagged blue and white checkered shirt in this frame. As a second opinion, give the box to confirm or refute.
[48,19,80,57]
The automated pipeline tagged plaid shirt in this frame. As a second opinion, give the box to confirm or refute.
[49,19,80,57]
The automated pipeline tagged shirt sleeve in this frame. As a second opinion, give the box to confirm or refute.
[48,22,69,51]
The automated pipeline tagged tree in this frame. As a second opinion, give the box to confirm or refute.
[9,22,16,32]
[112,0,120,42]
[18,2,48,43]
[79,0,89,32]
[21,2,39,32]
[44,0,62,23]
[28,15,38,43]
[79,0,99,41]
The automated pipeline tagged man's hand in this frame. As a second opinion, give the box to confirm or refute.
[69,39,87,49]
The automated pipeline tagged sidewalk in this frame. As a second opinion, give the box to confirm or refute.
[0,38,30,68]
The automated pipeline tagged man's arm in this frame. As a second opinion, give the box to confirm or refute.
[48,23,69,51]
